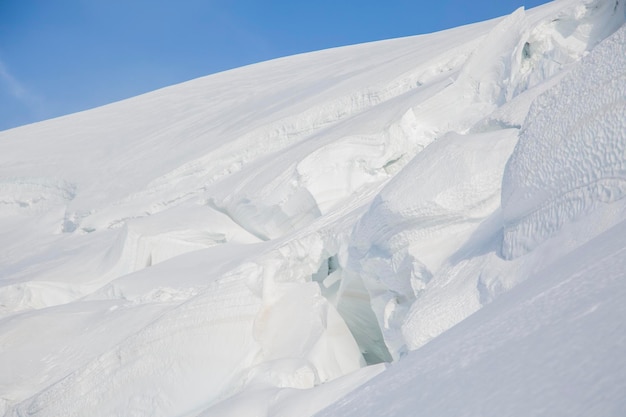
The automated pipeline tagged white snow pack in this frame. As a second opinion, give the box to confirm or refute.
[1,1,625,416]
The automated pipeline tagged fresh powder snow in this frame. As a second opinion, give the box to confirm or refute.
[0,0,625,416]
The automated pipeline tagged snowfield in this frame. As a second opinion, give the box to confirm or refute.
[1,0,625,416]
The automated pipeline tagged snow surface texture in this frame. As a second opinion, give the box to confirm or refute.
[1,0,625,416]
[502,13,626,259]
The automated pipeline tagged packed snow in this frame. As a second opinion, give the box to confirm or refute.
[0,0,625,416]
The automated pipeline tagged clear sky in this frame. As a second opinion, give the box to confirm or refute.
[0,0,550,131]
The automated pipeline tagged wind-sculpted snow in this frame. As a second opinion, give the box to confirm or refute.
[7,233,364,417]
[1,1,625,416]
[502,23,626,259]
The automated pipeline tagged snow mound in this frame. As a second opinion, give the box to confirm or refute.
[342,130,518,359]
[8,241,364,417]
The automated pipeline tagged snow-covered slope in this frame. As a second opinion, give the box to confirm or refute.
[1,0,624,416]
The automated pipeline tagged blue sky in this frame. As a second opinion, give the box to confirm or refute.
[0,0,550,131]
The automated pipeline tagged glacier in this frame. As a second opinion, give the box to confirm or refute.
[0,0,625,416]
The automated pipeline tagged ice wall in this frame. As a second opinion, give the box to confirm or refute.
[342,130,518,359]
[501,23,626,259]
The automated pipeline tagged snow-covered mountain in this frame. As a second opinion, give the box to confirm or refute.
[1,0,625,416]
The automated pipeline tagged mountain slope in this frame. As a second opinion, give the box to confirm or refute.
[1,0,625,416]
